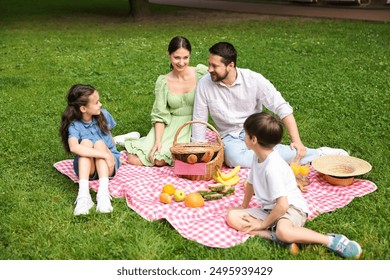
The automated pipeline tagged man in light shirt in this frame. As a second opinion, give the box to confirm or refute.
[192,42,347,168]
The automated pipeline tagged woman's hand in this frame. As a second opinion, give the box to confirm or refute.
[149,143,162,164]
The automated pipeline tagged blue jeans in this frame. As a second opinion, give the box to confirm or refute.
[222,130,319,168]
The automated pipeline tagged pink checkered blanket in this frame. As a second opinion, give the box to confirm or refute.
[53,151,377,248]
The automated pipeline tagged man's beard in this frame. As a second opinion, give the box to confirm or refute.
[210,70,229,82]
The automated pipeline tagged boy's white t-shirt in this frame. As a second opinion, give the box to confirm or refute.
[247,150,309,214]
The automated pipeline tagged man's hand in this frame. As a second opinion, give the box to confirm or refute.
[290,141,307,162]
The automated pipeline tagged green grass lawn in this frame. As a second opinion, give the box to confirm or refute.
[0,0,389,260]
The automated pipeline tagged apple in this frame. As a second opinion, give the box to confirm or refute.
[173,189,186,202]
[159,192,171,204]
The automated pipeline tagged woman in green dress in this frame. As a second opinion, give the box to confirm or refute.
[125,36,208,166]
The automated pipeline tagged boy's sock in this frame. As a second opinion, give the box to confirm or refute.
[74,179,94,216]
[96,177,113,213]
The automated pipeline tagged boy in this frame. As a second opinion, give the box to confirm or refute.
[226,112,362,258]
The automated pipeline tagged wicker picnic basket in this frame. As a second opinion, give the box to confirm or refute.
[170,121,224,181]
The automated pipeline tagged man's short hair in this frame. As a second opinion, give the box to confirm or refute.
[209,42,237,67]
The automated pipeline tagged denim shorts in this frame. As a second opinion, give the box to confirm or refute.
[73,155,121,180]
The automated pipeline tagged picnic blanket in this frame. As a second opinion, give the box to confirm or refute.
[53,151,377,248]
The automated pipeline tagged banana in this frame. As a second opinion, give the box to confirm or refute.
[213,173,220,182]
[218,165,241,181]
[214,173,240,186]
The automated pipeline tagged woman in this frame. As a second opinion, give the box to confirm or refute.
[125,36,208,166]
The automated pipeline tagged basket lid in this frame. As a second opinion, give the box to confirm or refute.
[170,142,221,154]
[312,155,372,177]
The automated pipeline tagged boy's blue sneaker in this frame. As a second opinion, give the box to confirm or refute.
[271,231,300,255]
[327,234,362,259]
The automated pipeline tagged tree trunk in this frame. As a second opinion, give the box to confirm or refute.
[128,0,151,17]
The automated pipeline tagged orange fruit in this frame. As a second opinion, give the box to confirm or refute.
[159,193,172,204]
[184,192,204,208]
[299,165,310,176]
[290,162,300,176]
[162,184,175,195]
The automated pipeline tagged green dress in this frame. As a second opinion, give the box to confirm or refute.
[125,64,208,166]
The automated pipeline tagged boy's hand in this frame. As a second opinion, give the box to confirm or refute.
[242,214,265,234]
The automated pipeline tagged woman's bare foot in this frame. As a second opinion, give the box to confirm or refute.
[126,153,144,166]
[154,159,167,166]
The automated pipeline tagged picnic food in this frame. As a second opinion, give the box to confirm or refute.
[217,165,241,181]
[196,189,212,196]
[162,184,175,195]
[299,165,310,176]
[184,192,204,208]
[290,162,311,192]
[204,193,224,200]
[213,171,240,186]
[290,162,300,176]
[197,184,235,201]
[221,185,235,196]
[296,175,310,192]
[212,166,241,186]
[173,189,186,202]
[187,154,198,164]
[201,149,214,163]
[159,192,172,204]
[208,183,225,192]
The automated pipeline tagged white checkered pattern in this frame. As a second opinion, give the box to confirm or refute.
[54,131,377,248]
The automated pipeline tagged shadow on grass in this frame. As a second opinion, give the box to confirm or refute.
[0,0,133,21]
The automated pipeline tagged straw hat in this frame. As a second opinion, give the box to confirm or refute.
[312,155,372,177]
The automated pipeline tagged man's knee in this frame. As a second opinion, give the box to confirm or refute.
[224,150,252,168]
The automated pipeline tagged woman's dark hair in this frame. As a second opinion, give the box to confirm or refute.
[59,84,109,153]
[244,112,283,148]
[209,42,237,67]
[168,36,192,70]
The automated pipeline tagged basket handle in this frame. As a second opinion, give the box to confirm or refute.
[172,121,222,146]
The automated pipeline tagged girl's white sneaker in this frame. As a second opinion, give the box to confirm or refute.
[74,196,94,216]
[96,194,113,213]
[114,131,141,146]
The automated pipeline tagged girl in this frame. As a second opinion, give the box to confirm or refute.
[60,84,121,215]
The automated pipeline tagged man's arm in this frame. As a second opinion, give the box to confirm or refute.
[282,114,306,160]
[191,80,209,142]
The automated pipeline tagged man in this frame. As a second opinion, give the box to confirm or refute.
[192,42,347,168]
